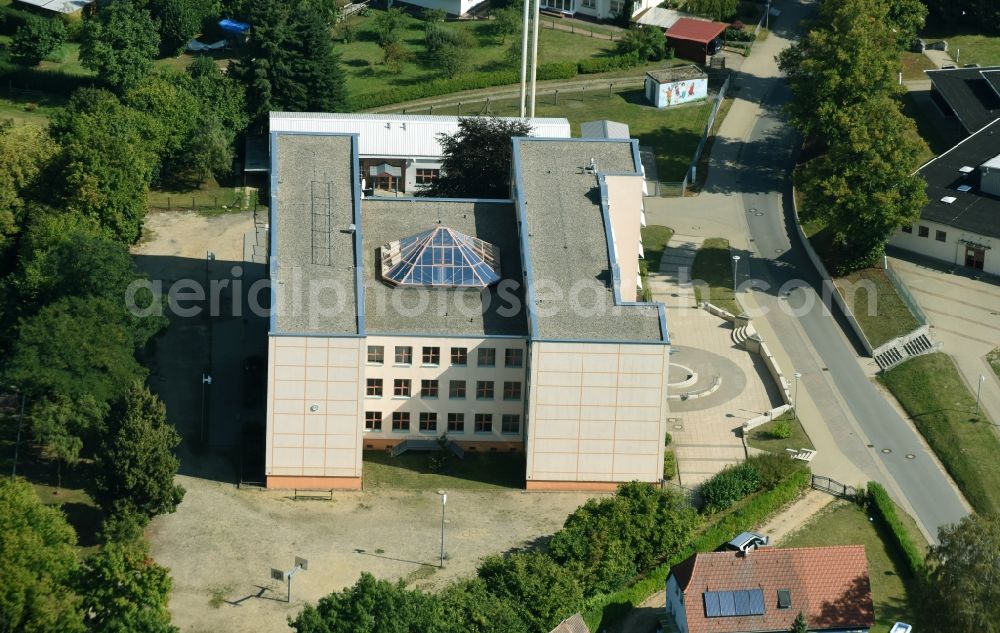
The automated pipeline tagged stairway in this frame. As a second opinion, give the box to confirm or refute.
[874,329,938,372]
[731,323,756,347]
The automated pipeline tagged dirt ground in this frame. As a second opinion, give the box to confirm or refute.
[134,210,596,633]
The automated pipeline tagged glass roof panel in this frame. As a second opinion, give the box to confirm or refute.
[380,226,502,289]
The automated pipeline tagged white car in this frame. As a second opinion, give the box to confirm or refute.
[890,624,913,633]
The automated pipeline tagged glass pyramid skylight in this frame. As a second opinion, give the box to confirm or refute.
[380,226,501,288]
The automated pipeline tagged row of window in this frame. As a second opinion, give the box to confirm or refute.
[365,411,521,434]
[366,379,521,400]
[367,345,523,368]
[902,224,946,242]
[415,168,440,185]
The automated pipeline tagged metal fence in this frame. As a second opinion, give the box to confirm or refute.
[811,475,859,500]
[884,259,928,326]
[673,72,732,196]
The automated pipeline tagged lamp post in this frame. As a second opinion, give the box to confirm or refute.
[732,255,741,296]
[765,0,770,31]
[977,374,986,416]
[438,490,447,568]
[793,372,802,421]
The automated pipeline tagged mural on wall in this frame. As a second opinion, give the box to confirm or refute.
[655,77,708,108]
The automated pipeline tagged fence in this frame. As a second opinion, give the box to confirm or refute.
[884,259,928,326]
[811,475,859,500]
[677,72,732,195]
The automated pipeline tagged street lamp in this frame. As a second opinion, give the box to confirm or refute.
[732,255,741,296]
[765,0,770,31]
[977,374,986,416]
[793,372,802,421]
[438,489,447,568]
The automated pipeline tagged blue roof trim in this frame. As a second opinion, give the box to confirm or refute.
[516,136,637,144]
[351,134,366,337]
[268,130,279,336]
[364,332,527,340]
[367,196,514,204]
[629,139,643,175]
[596,171,669,344]
[532,336,669,346]
[511,137,540,338]
[270,332,366,339]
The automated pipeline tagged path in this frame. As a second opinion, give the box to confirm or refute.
[644,0,969,544]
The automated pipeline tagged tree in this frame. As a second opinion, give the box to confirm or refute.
[439,580,527,633]
[290,572,445,633]
[91,383,185,521]
[149,0,215,55]
[0,478,84,633]
[791,611,808,633]
[617,25,667,61]
[614,0,634,27]
[0,120,58,255]
[381,39,414,72]
[49,88,158,243]
[682,0,737,21]
[10,16,67,66]
[924,514,1000,631]
[476,552,583,632]
[78,538,176,633]
[886,0,927,50]
[80,0,160,93]
[125,73,203,186]
[422,117,532,199]
[372,7,407,47]
[491,6,520,44]
[31,395,107,490]
[422,7,447,23]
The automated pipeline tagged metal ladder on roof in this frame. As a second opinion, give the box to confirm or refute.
[310,180,333,266]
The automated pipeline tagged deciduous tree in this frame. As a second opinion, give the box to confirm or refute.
[491,6,520,44]
[0,120,58,254]
[422,117,532,198]
[683,0,738,21]
[617,25,668,61]
[476,551,582,632]
[31,395,107,490]
[924,514,1000,630]
[149,0,216,55]
[80,0,160,93]
[10,15,67,66]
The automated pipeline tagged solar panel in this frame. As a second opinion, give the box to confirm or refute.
[734,589,751,615]
[719,591,736,616]
[749,589,766,615]
[704,592,721,617]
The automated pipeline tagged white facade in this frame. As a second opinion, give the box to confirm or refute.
[544,0,658,20]
[393,0,481,15]
[603,173,647,297]
[889,219,1000,276]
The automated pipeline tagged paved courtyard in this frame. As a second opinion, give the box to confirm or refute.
[649,233,783,486]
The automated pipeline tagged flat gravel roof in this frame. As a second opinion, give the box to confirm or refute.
[361,199,528,336]
[272,134,359,335]
[516,139,664,342]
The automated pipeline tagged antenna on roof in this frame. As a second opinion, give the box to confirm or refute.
[586,157,598,174]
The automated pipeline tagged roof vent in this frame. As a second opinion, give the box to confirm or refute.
[957,184,973,192]
[777,589,791,609]
[960,165,975,174]
[941,196,957,204]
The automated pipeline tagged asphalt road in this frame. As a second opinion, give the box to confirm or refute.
[728,1,970,541]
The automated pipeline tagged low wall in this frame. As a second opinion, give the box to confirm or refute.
[702,301,737,322]
[791,187,875,356]
[743,404,793,432]
[757,339,792,405]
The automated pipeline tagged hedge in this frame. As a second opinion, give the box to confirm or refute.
[581,467,811,632]
[0,5,34,36]
[866,481,925,579]
[577,53,642,75]
[0,64,101,95]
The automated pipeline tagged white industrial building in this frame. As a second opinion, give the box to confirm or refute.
[264,114,667,490]
[269,113,570,195]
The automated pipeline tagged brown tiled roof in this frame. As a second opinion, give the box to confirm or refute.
[670,546,874,633]
[548,614,590,633]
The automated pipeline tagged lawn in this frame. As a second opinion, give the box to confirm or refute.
[362,450,525,490]
[988,348,1000,381]
[879,352,1000,516]
[900,51,934,82]
[146,175,246,213]
[692,237,741,315]
[927,33,1000,67]
[639,225,674,301]
[781,500,921,632]
[338,10,615,98]
[746,412,815,454]
[833,268,920,349]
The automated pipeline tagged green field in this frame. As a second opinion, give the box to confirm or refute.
[746,412,815,454]
[900,51,934,81]
[988,348,1000,381]
[880,352,1000,516]
[362,450,525,490]
[692,237,740,315]
[833,268,920,349]
[781,500,921,632]
[927,33,1000,67]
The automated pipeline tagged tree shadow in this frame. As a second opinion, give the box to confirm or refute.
[60,502,105,548]
[814,574,876,630]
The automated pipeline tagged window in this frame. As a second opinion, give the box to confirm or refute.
[936,230,947,242]
[609,0,623,14]
[581,0,595,8]
[449,380,466,399]
[503,381,522,400]
[502,414,520,434]
[367,345,384,364]
[918,225,929,238]
[365,411,382,431]
[419,412,437,431]
[448,413,465,432]
[477,347,496,367]
[422,346,440,365]
[476,381,494,400]
[421,379,439,398]
[504,348,523,368]
[394,379,411,397]
[450,347,468,366]
[392,412,410,431]
[415,168,440,184]
[474,413,493,433]
[366,378,383,397]
[394,346,412,364]
[902,225,913,234]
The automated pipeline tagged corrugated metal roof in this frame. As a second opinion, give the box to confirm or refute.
[580,120,631,139]
[270,112,571,158]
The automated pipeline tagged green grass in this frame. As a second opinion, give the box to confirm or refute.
[880,352,1000,515]
[900,51,935,81]
[338,10,615,98]
[692,237,741,315]
[833,268,920,349]
[0,91,64,125]
[781,500,920,633]
[988,348,1000,381]
[927,33,1000,67]
[146,176,244,212]
[639,225,674,301]
[746,412,815,454]
[362,450,525,490]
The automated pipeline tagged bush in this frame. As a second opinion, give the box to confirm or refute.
[725,27,756,42]
[664,432,672,446]
[866,481,924,578]
[11,16,67,67]
[769,420,792,439]
[577,53,642,74]
[663,451,676,480]
[424,22,475,54]
[0,5,34,36]
[537,61,578,80]
[748,453,805,489]
[700,461,762,512]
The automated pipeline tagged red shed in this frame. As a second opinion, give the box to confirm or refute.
[665,18,728,65]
